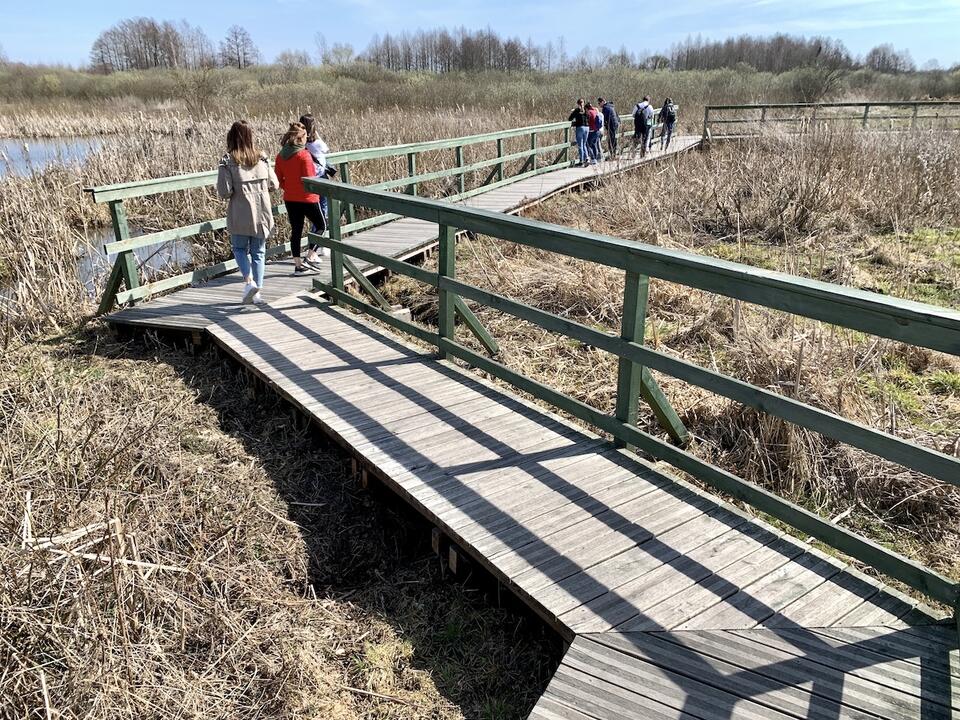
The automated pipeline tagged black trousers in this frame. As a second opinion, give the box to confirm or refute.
[285,201,327,257]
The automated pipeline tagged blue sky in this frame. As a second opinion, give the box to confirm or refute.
[2,0,959,68]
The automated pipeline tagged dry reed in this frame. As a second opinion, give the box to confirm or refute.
[0,329,556,718]
[382,126,960,582]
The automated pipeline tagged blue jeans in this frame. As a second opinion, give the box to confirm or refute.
[310,197,328,233]
[587,130,601,162]
[575,126,589,164]
[232,234,265,288]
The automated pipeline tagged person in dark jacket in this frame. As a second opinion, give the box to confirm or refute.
[659,97,678,150]
[567,98,589,166]
[632,96,654,157]
[599,98,620,157]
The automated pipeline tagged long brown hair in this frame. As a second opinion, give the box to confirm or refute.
[298,114,318,143]
[226,120,260,168]
[280,122,306,147]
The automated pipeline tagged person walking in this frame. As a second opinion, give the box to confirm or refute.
[275,122,327,275]
[585,102,602,165]
[568,98,589,166]
[299,113,330,234]
[632,96,654,157]
[599,97,620,157]
[217,120,279,305]
[659,97,678,150]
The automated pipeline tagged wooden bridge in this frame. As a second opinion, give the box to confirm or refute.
[89,102,960,719]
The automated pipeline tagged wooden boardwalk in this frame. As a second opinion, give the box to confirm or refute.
[105,136,700,332]
[208,296,954,719]
[103,139,959,719]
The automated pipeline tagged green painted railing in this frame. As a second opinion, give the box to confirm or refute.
[85,110,667,313]
[304,176,960,623]
[703,100,960,140]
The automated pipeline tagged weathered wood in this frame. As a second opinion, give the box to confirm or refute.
[453,296,499,356]
[437,223,456,359]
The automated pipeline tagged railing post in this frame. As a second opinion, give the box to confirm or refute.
[760,106,767,123]
[702,106,710,140]
[530,131,537,171]
[496,138,504,181]
[862,104,871,128]
[110,200,139,304]
[564,127,571,165]
[911,104,919,129]
[328,198,344,296]
[338,162,356,228]
[615,271,689,448]
[615,270,649,448]
[455,145,465,195]
[407,152,418,196]
[437,224,456,358]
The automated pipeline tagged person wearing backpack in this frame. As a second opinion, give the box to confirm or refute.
[632,96,654,158]
[660,98,678,150]
[585,102,603,165]
[599,97,620,157]
[568,98,589,166]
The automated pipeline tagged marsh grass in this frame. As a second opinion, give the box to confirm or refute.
[0,328,557,718]
[0,107,554,336]
[380,127,960,584]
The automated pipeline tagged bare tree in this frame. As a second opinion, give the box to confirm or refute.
[0,42,7,65]
[219,25,259,69]
[89,18,211,72]
[864,43,915,73]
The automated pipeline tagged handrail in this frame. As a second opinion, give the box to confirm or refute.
[87,111,667,312]
[303,176,960,613]
[703,100,960,139]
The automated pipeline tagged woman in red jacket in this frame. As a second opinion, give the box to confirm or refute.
[275,122,327,274]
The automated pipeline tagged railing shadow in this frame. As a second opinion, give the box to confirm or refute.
[209,297,954,719]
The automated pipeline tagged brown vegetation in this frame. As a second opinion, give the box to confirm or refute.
[381,127,960,584]
[0,329,556,718]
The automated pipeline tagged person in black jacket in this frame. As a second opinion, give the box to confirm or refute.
[568,98,589,166]
[599,98,620,157]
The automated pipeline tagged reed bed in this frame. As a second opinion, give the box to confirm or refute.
[0,329,557,719]
[0,107,548,337]
[381,127,960,581]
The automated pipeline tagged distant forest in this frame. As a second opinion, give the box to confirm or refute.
[71,18,938,76]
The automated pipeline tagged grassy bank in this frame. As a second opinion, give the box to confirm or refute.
[379,128,960,587]
[0,328,558,718]
[2,63,959,122]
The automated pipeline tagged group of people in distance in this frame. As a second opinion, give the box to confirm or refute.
[567,95,678,166]
[216,115,332,305]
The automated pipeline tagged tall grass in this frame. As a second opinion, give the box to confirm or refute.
[381,127,960,583]
[3,63,959,123]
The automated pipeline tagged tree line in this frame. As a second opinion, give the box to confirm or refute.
[86,18,937,76]
[90,18,260,72]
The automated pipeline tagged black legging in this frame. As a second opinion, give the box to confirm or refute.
[285,201,327,257]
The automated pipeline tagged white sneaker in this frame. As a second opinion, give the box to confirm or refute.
[242,281,258,304]
[252,292,266,305]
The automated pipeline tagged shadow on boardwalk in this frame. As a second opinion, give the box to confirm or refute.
[207,298,957,720]
[84,326,561,719]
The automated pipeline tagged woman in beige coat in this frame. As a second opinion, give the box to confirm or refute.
[217,121,280,304]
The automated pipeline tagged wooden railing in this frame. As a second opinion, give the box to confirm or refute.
[703,100,960,140]
[85,111,667,313]
[304,176,960,622]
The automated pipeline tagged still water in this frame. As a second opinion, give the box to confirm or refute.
[0,136,104,176]
[76,227,193,296]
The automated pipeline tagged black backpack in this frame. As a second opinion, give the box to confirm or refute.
[665,103,677,124]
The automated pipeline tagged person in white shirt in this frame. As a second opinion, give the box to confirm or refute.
[299,114,330,266]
